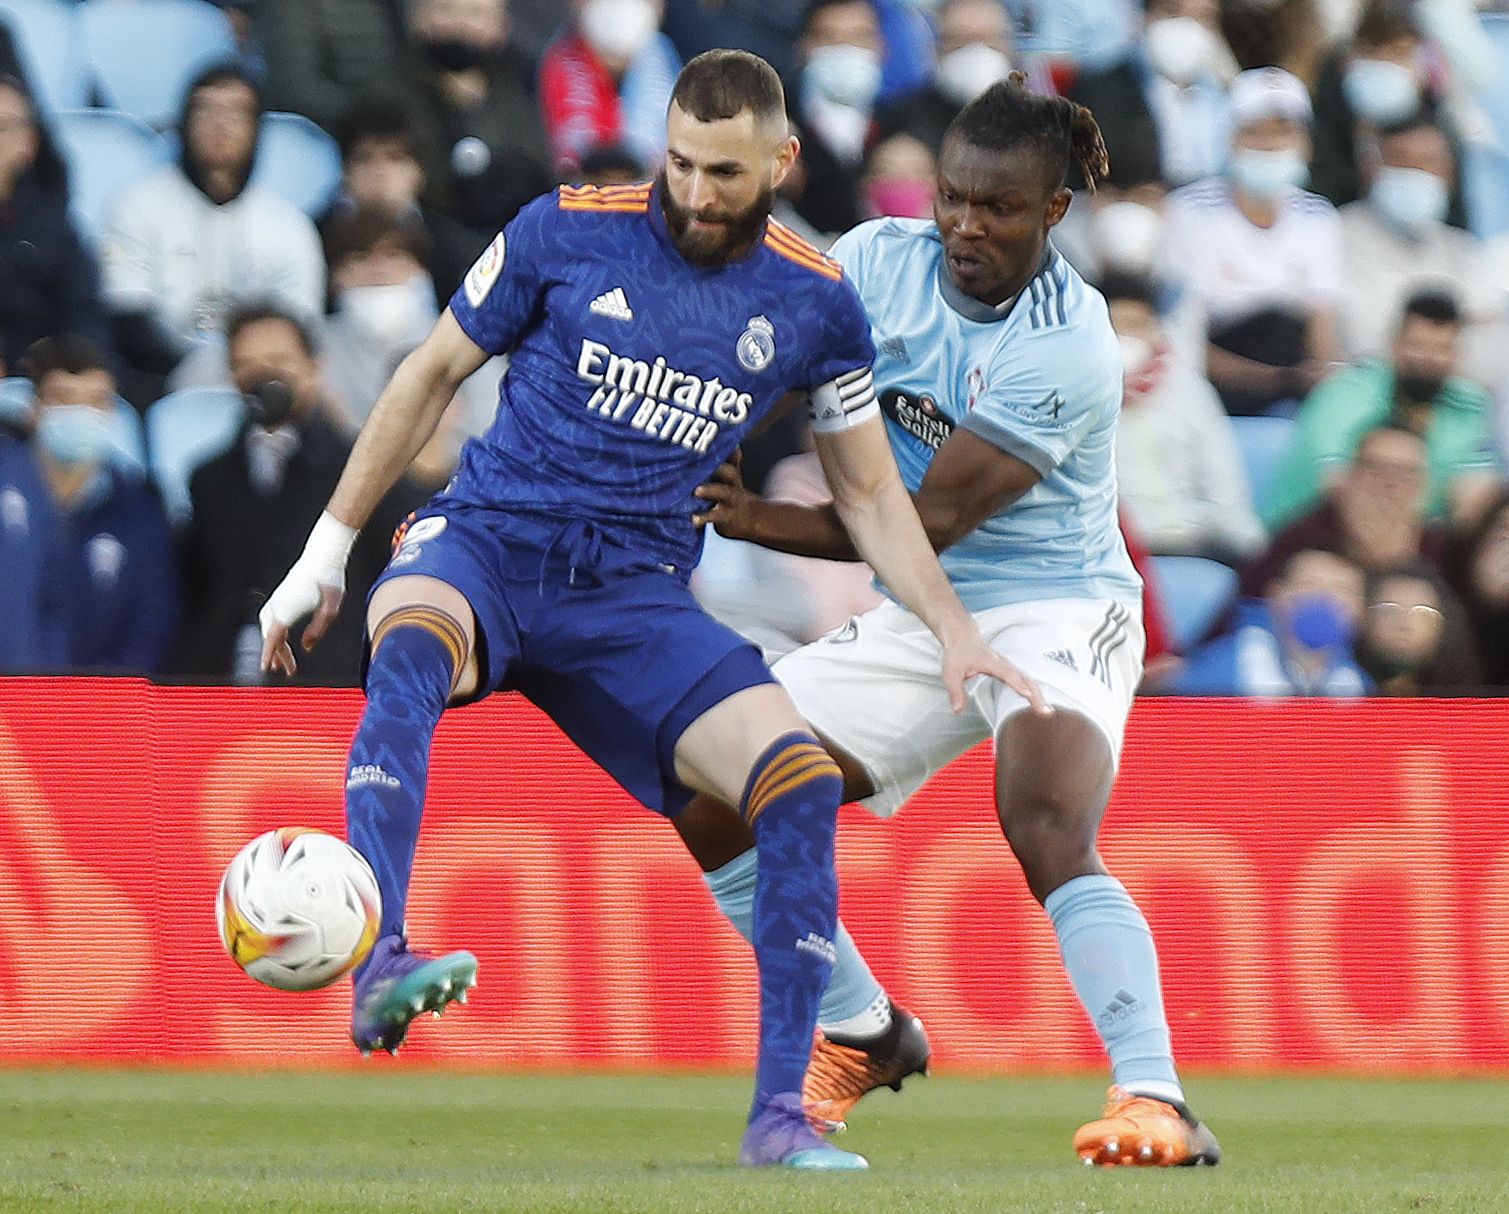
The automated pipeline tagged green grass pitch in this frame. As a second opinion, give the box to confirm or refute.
[1,1069,1504,1213]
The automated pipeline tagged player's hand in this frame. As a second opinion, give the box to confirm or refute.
[938,623,1051,717]
[259,512,358,678]
[692,457,760,540]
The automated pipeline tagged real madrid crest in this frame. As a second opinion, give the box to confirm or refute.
[736,315,776,373]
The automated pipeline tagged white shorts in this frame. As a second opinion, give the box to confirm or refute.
[773,597,1143,818]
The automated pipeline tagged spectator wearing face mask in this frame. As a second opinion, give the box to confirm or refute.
[100,65,326,403]
[323,97,484,304]
[785,0,886,237]
[1154,543,1371,696]
[405,0,555,235]
[859,132,934,219]
[1309,0,1468,228]
[1069,0,1236,192]
[1446,485,1509,690]
[1243,421,1447,594]
[16,336,178,674]
[1269,290,1500,529]
[1336,116,1491,371]
[322,206,494,483]
[173,306,424,686]
[1164,67,1345,417]
[876,0,1013,154]
[1105,274,1265,564]
[1356,562,1478,694]
[539,0,682,177]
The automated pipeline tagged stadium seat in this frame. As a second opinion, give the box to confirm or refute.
[78,0,237,128]
[0,377,148,475]
[0,376,31,426]
[1150,555,1239,652]
[1463,143,1509,240]
[251,112,342,216]
[1480,15,1509,151]
[144,386,243,525]
[0,0,90,113]
[51,108,167,245]
[1229,414,1298,522]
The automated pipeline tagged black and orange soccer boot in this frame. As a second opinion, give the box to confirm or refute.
[802,1001,931,1127]
[1073,1085,1222,1167]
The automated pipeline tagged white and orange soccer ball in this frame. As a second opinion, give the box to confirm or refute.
[217,828,382,992]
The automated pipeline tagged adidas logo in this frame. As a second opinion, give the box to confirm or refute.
[1096,989,1143,1029]
[1045,648,1077,672]
[589,287,634,322]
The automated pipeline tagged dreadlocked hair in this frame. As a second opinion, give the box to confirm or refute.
[946,72,1111,193]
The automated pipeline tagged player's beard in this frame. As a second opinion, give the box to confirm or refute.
[658,170,775,267]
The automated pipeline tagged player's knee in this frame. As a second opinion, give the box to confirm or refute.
[368,605,472,707]
[740,731,843,832]
[1001,800,1101,902]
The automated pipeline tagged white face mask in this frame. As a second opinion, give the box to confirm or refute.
[1118,333,1155,378]
[340,278,438,349]
[579,0,657,63]
[1343,58,1420,126]
[1091,200,1166,275]
[804,44,883,110]
[1230,147,1308,200]
[35,404,116,466]
[1144,16,1219,87]
[1369,165,1449,232]
[934,43,1010,106]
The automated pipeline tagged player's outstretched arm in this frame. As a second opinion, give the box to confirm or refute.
[259,310,489,677]
[813,417,1048,714]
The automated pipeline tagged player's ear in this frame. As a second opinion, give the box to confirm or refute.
[1044,186,1072,231]
[770,130,800,190]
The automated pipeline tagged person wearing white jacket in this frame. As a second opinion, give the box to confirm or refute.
[101,63,324,401]
[1105,273,1267,563]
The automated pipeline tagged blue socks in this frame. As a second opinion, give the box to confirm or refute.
[740,732,844,1107]
[1045,873,1182,1100]
[704,849,887,1030]
[345,610,462,941]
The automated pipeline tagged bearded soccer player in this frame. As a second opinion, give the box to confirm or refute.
[682,76,1222,1167]
[258,50,1039,1170]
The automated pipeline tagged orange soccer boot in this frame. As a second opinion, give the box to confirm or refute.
[1073,1085,1222,1167]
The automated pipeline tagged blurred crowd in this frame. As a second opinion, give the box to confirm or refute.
[1,0,1508,696]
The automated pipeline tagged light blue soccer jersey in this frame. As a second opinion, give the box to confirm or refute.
[828,217,1141,611]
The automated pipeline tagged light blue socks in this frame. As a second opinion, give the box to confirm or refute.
[705,848,886,1031]
[1045,873,1183,1102]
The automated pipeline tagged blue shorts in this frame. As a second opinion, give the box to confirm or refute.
[370,503,774,815]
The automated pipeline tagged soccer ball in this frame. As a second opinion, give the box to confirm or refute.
[217,828,382,992]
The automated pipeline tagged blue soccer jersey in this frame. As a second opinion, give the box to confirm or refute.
[444,182,879,573]
[828,217,1141,612]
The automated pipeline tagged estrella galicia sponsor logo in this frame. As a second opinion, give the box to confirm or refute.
[736,315,776,372]
[576,339,752,454]
[880,387,955,451]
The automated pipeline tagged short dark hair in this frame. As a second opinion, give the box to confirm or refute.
[946,73,1110,193]
[20,334,112,390]
[335,95,424,163]
[1097,271,1160,312]
[579,143,648,182]
[183,60,263,117]
[1401,288,1461,327]
[225,304,316,357]
[1355,0,1418,49]
[324,205,432,267]
[671,50,786,127]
